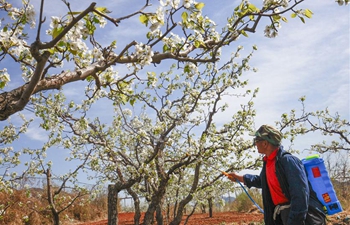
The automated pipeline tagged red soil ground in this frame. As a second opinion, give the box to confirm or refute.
[77,210,350,225]
[78,211,264,225]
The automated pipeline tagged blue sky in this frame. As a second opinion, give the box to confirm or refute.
[1,0,349,182]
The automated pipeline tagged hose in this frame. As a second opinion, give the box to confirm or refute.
[222,171,264,213]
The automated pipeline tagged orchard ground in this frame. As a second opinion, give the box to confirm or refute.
[76,210,350,225]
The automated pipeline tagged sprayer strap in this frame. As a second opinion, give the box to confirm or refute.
[273,204,291,220]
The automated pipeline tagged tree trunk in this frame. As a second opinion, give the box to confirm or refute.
[108,184,119,225]
[208,198,213,218]
[169,200,191,225]
[169,163,201,225]
[143,184,167,225]
[201,204,206,213]
[156,204,163,225]
[183,203,197,225]
[167,203,171,224]
[52,212,60,225]
[127,187,141,225]
[46,168,60,225]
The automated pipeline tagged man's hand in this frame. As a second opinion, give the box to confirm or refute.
[222,171,244,183]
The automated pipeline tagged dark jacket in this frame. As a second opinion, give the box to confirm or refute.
[243,146,310,225]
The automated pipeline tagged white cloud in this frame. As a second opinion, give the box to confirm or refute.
[247,5,348,123]
[210,1,349,136]
[25,123,48,142]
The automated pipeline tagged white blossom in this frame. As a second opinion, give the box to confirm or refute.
[123,109,133,116]
[134,43,154,66]
[264,25,278,38]
[264,0,288,8]
[50,16,61,29]
[170,0,180,8]
[99,17,107,28]
[0,68,10,87]
[25,4,36,28]
[183,0,194,8]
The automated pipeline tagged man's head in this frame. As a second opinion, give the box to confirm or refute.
[252,125,282,147]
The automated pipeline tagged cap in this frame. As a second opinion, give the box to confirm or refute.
[251,125,282,146]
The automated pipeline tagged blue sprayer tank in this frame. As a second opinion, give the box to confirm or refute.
[302,154,343,215]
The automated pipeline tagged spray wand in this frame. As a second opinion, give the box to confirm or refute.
[221,171,264,214]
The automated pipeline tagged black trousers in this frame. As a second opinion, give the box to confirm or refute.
[280,206,326,225]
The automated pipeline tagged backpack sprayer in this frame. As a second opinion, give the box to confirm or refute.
[302,154,343,215]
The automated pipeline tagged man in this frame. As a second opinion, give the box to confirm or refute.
[227,125,326,225]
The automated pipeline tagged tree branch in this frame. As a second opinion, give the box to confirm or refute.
[38,2,96,49]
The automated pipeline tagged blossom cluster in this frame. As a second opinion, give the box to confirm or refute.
[263,0,288,8]
[7,2,36,28]
[0,68,10,88]
[264,25,278,38]
[134,43,154,67]
[0,3,35,80]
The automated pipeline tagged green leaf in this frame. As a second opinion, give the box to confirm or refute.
[146,32,152,39]
[163,44,169,53]
[95,7,108,13]
[238,2,244,11]
[139,14,148,26]
[130,98,136,106]
[184,65,191,73]
[47,48,56,54]
[195,2,205,10]
[304,9,313,19]
[181,11,188,22]
[21,15,27,25]
[52,27,63,39]
[272,15,281,22]
[194,40,201,48]
[291,13,297,18]
[281,17,288,23]
[300,17,305,24]
[248,3,259,13]
[241,30,248,37]
[58,41,65,47]
[93,7,111,16]
[93,16,100,23]
[86,75,93,82]
[86,20,96,34]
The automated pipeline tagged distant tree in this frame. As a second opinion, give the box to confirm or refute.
[323,152,349,205]
[278,98,349,153]
[24,147,99,225]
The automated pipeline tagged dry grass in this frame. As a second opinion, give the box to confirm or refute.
[0,188,108,225]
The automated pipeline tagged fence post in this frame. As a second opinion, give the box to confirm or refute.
[108,184,118,225]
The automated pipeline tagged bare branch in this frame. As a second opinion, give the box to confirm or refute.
[36,0,45,42]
